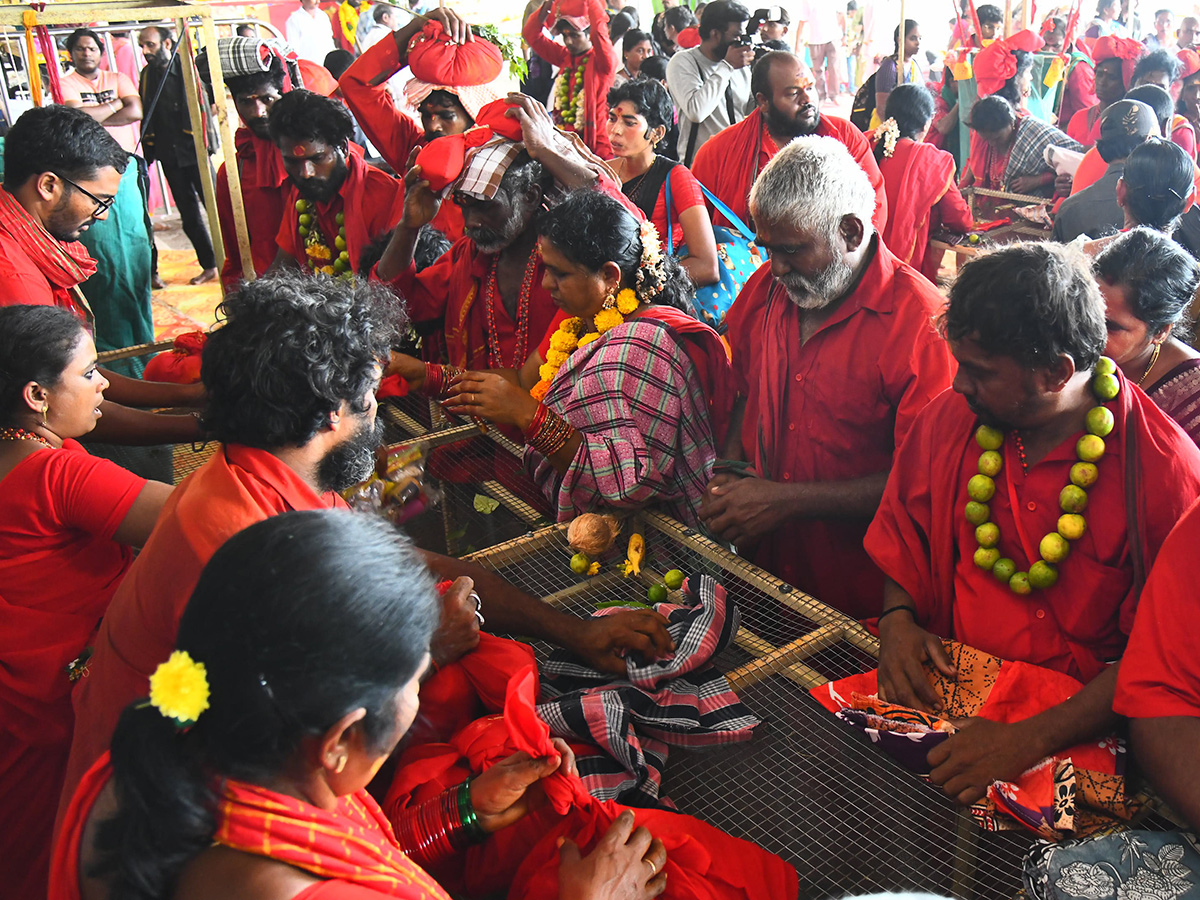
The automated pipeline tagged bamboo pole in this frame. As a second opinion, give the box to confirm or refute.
[177,17,224,274]
[898,0,907,83]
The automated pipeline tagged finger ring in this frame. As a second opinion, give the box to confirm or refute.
[644,858,657,877]
[470,590,485,625]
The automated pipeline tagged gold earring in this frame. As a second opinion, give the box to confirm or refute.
[334,754,348,774]
[603,291,616,310]
[42,405,49,425]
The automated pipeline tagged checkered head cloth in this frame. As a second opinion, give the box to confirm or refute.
[209,36,302,92]
[454,137,524,201]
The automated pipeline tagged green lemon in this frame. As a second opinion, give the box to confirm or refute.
[339,250,350,262]
[975,522,1000,548]
[1009,571,1032,595]
[968,233,981,245]
[295,199,307,212]
[299,213,313,227]
[1077,434,1106,463]
[1092,372,1120,401]
[965,501,991,526]
[975,425,1004,451]
[570,552,590,574]
[647,584,669,604]
[663,569,685,590]
[978,450,1003,477]
[1070,462,1099,488]
[333,259,348,273]
[974,546,1001,570]
[1039,532,1071,564]
[335,235,347,251]
[1029,560,1059,589]
[1094,356,1117,376]
[1060,484,1089,513]
[1085,406,1114,437]
[335,212,345,225]
[1058,513,1087,541]
[298,226,309,237]
[992,557,1017,582]
[968,474,996,503]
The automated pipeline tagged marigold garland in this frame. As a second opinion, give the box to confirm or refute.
[529,300,637,399]
[148,650,211,728]
[297,200,353,283]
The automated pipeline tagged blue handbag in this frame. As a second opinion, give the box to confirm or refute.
[665,175,767,334]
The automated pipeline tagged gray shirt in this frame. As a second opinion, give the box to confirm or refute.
[666,47,753,163]
[1052,160,1126,244]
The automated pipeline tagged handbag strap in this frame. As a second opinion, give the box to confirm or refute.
[667,172,757,248]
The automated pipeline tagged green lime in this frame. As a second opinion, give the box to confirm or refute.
[663,569,685,590]
[975,522,1000,548]
[978,450,1003,477]
[1058,513,1087,541]
[1009,571,1032,594]
[299,213,313,226]
[974,546,1001,571]
[570,552,590,574]
[339,251,350,262]
[965,501,991,526]
[1094,356,1117,376]
[298,226,309,237]
[335,235,347,251]
[335,212,345,225]
[992,557,1017,582]
[333,259,348,273]
[1029,560,1059,589]
[967,474,996,503]
[1070,462,1099,488]
[1085,406,1114,437]
[1060,484,1089,513]
[295,199,307,212]
[975,425,1004,451]
[1077,434,1106,463]
[647,584,668,604]
[968,233,981,245]
[1039,532,1070,564]
[1092,372,1120,401]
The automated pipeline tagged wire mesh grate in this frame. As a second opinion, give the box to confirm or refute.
[465,513,1038,900]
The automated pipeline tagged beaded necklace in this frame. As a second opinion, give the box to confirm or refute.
[554,56,589,129]
[484,252,540,369]
[296,200,353,282]
[0,427,54,448]
[966,358,1121,594]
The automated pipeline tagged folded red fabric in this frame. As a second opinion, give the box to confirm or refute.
[408,20,504,88]
[143,331,206,384]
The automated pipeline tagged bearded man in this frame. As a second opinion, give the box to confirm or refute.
[692,51,887,231]
[266,88,405,277]
[700,136,953,619]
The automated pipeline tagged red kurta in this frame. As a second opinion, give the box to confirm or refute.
[725,240,956,619]
[691,108,888,232]
[1066,103,1104,149]
[59,445,347,828]
[339,36,465,241]
[1059,55,1096,132]
[865,378,1200,681]
[0,442,143,900]
[276,145,406,276]
[1114,495,1200,719]
[877,138,973,280]
[216,128,289,288]
[522,0,618,158]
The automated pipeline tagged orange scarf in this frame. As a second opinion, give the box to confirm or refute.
[0,187,97,289]
[215,779,451,900]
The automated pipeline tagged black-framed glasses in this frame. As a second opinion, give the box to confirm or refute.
[53,172,115,217]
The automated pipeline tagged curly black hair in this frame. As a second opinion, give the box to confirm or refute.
[200,272,402,449]
[267,88,354,150]
[1134,48,1182,86]
[607,76,675,130]
[3,105,129,191]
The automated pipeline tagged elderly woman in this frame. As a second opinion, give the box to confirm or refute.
[963,95,1083,197]
[1095,229,1200,445]
[612,29,655,87]
[0,305,172,900]
[54,510,667,900]
[445,189,730,527]
[871,83,972,280]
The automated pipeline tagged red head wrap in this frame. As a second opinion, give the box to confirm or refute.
[296,59,338,96]
[1178,48,1200,81]
[676,26,701,48]
[973,29,1045,96]
[414,99,525,192]
[407,20,504,87]
[1092,35,1144,86]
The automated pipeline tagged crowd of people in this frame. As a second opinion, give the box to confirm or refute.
[4,1,1200,898]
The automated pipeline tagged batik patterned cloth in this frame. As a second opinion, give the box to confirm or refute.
[539,575,760,804]
[1024,829,1200,900]
[527,318,718,528]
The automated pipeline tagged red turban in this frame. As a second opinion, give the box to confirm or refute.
[973,29,1044,96]
[407,20,504,87]
[297,59,338,96]
[414,99,525,192]
[1179,48,1200,81]
[676,26,701,48]
[1092,35,1144,86]
[143,331,206,384]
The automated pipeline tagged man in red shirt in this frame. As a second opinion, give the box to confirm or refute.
[339,7,505,242]
[692,51,887,231]
[865,243,1200,806]
[699,137,953,620]
[266,88,406,277]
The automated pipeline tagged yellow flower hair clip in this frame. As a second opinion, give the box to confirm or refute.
[148,650,211,729]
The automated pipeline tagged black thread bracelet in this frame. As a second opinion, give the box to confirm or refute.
[876,606,917,624]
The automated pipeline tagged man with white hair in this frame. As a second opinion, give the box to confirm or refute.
[699,136,954,620]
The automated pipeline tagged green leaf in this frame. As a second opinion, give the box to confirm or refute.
[471,24,528,82]
[473,493,500,514]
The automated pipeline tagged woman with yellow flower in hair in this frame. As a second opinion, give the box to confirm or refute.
[445,189,732,527]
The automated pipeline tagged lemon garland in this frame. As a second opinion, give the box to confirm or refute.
[530,288,641,401]
[967,357,1121,594]
[297,200,353,282]
[554,58,588,128]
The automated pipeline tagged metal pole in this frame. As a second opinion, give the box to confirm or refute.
[898,0,907,83]
[1004,0,1013,37]
[176,16,225,274]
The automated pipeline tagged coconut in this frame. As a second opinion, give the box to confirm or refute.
[567,513,620,556]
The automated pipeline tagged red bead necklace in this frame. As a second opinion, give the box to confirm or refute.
[484,251,538,369]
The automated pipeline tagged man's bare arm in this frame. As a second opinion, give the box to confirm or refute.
[1130,716,1200,831]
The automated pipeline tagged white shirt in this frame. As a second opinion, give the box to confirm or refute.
[666,47,754,162]
[285,6,337,63]
[796,0,842,45]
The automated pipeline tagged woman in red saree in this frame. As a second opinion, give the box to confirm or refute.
[871,83,972,281]
[52,510,666,900]
[0,305,172,900]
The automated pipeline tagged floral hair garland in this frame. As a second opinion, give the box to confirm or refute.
[148,649,211,730]
[876,117,901,159]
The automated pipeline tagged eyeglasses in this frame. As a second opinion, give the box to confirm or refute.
[53,172,115,217]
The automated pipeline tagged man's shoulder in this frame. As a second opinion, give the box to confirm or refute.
[817,113,868,146]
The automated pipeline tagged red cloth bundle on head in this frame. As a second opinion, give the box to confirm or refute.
[676,26,701,48]
[297,59,338,96]
[143,331,207,384]
[408,20,504,88]
[414,99,524,192]
[1179,48,1200,80]
[974,29,1045,96]
[1092,35,1144,86]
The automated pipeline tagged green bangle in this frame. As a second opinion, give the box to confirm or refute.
[457,778,487,844]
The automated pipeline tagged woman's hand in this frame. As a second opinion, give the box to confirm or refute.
[444,371,540,430]
[386,352,427,392]
[558,810,668,900]
[470,738,576,832]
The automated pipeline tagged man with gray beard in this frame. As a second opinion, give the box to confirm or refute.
[699,136,954,620]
